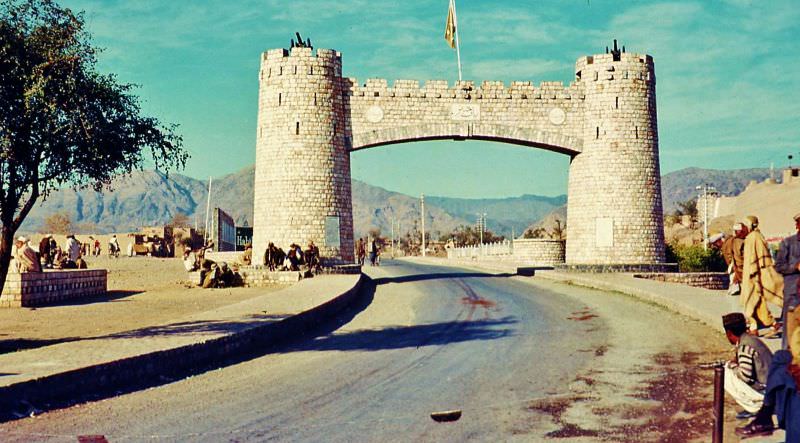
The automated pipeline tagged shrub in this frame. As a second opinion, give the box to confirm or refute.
[665,243,726,273]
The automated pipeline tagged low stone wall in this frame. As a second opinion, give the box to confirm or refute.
[446,239,566,266]
[557,263,679,273]
[189,264,362,287]
[633,272,729,290]
[1,270,107,308]
[511,239,565,266]
[203,251,244,264]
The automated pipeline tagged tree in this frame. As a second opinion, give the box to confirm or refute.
[167,213,191,228]
[0,0,187,292]
[42,211,71,234]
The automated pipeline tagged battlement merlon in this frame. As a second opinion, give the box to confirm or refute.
[261,47,342,62]
[575,52,655,83]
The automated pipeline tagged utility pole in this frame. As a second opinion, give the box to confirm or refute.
[391,216,395,259]
[421,194,426,257]
[696,184,717,250]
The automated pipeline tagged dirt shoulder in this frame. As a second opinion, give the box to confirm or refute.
[0,256,283,353]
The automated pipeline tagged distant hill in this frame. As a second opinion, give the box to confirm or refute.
[425,194,567,238]
[20,166,557,241]
[22,165,772,241]
[661,167,772,213]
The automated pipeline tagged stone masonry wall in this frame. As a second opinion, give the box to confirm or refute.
[346,79,584,154]
[566,52,665,264]
[1,270,107,308]
[512,239,566,265]
[254,47,354,264]
[253,45,665,267]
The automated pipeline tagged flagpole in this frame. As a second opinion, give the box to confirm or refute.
[451,0,463,82]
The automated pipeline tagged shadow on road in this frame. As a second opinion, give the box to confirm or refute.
[284,317,516,353]
[40,290,143,308]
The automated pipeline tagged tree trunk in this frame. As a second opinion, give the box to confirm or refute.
[0,226,15,297]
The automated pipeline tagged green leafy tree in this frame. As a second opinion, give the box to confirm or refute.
[0,0,187,291]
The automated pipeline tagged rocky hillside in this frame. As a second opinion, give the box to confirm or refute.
[22,165,773,240]
[661,167,772,213]
[20,166,556,240]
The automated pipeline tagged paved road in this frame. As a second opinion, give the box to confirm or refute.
[0,260,728,442]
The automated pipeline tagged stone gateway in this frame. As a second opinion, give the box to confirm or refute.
[253,43,665,267]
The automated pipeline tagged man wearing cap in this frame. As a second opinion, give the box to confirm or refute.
[13,237,41,273]
[741,215,784,336]
[723,224,748,295]
[722,312,774,416]
[775,212,800,349]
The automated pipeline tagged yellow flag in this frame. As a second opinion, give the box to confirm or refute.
[444,0,456,49]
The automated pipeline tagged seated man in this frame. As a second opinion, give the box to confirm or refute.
[14,237,41,273]
[241,243,252,266]
[736,328,800,439]
[723,312,774,416]
[183,249,198,272]
[304,241,321,273]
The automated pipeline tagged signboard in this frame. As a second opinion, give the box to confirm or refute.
[450,104,480,121]
[211,208,236,252]
[595,218,614,248]
[235,227,253,252]
[325,216,341,248]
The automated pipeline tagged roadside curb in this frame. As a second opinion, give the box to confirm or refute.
[0,273,366,419]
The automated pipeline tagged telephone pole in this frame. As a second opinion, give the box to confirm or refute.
[420,194,426,257]
[696,184,717,250]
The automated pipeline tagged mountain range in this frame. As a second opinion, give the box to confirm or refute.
[19,165,779,240]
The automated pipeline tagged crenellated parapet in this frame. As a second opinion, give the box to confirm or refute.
[343,78,584,101]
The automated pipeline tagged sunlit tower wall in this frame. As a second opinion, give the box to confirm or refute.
[566,49,666,265]
[253,46,354,264]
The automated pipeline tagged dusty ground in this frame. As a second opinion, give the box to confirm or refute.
[0,256,282,353]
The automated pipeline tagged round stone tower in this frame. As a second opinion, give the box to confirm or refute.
[565,48,666,265]
[253,46,354,264]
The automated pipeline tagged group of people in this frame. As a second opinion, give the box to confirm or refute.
[10,234,122,273]
[264,241,321,274]
[355,237,381,266]
[719,212,800,439]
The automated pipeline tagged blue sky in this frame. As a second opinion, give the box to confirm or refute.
[63,0,799,198]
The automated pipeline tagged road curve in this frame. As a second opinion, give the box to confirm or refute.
[0,260,727,442]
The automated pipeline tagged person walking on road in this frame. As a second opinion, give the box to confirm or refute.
[356,238,366,266]
[741,215,784,337]
[776,213,800,349]
[722,312,774,417]
[722,224,747,296]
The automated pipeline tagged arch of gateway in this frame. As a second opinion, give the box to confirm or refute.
[252,42,666,270]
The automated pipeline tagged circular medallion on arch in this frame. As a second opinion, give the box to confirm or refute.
[365,105,384,123]
[548,107,567,125]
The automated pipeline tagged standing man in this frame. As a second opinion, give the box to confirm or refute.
[356,238,366,266]
[722,312,773,417]
[65,234,81,266]
[776,213,800,348]
[722,223,747,296]
[38,235,52,269]
[741,215,784,337]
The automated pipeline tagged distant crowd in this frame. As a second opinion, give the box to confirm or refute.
[181,240,323,289]
[10,234,124,272]
[716,213,800,439]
